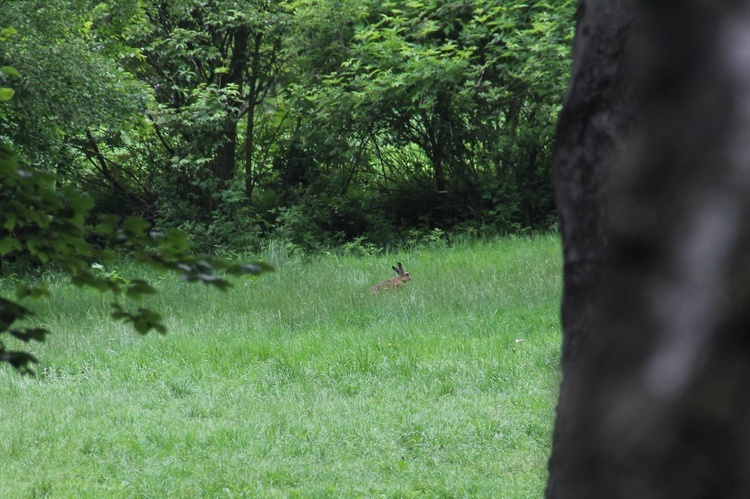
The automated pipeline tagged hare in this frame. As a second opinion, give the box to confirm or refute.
[369,262,411,294]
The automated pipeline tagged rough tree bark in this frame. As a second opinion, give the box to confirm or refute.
[548,0,750,497]
[547,0,639,492]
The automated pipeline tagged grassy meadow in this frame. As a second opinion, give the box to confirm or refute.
[0,234,562,498]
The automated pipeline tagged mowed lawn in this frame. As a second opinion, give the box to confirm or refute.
[0,235,562,498]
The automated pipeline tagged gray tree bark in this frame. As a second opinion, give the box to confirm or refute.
[548,1,750,497]
[547,0,639,493]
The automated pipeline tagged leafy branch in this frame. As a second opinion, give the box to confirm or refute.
[0,34,272,373]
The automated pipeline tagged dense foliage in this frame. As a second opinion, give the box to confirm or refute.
[1,0,574,252]
[1,24,271,372]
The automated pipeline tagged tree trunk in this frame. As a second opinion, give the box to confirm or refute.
[548,0,750,497]
[210,26,250,192]
[213,122,238,185]
[245,32,263,202]
[547,0,638,492]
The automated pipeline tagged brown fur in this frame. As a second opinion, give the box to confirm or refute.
[368,262,411,294]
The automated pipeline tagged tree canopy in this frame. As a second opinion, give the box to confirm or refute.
[1,0,575,252]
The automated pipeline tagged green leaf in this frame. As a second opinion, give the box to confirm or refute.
[0,237,22,255]
[157,230,190,256]
[0,349,38,375]
[67,191,95,212]
[0,27,17,42]
[122,217,150,236]
[94,248,117,263]
[125,279,157,299]
[9,327,50,343]
[15,283,51,300]
[0,88,15,101]
[0,66,21,78]
[95,222,116,235]
[70,270,110,292]
[226,261,274,276]
[3,211,17,230]
[0,297,33,330]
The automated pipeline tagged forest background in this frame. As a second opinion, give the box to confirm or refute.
[0,0,574,254]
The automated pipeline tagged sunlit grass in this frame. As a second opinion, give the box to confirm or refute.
[0,234,561,497]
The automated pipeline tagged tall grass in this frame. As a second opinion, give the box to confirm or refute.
[0,234,562,497]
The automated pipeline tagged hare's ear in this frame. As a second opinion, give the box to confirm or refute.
[392,265,400,274]
[397,262,404,272]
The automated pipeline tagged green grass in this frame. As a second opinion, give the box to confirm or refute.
[0,234,562,498]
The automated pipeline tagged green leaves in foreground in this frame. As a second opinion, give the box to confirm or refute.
[0,28,19,102]
[0,142,272,373]
[0,298,49,374]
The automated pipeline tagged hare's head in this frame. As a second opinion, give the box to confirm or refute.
[393,262,411,282]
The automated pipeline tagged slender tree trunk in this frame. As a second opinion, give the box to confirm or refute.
[213,122,238,184]
[244,93,256,201]
[245,32,263,202]
[548,0,750,496]
[211,26,250,191]
[429,126,448,194]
